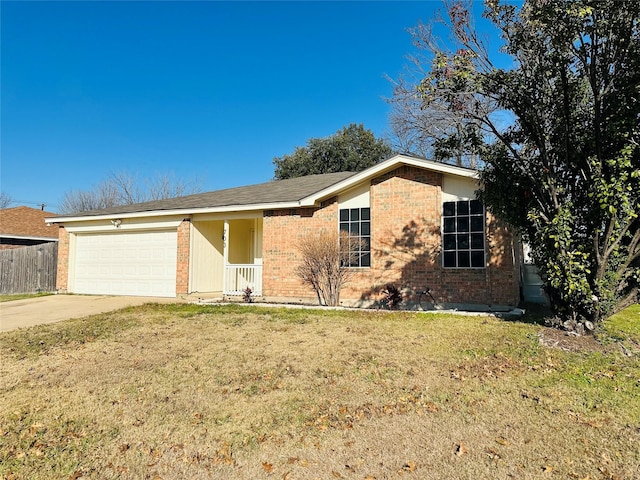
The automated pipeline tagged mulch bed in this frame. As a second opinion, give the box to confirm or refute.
[538,327,611,353]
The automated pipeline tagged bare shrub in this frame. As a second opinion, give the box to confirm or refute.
[296,230,364,306]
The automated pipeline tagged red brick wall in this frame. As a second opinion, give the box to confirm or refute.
[262,167,520,307]
[176,219,191,294]
[56,227,69,292]
[349,166,444,300]
[262,204,338,300]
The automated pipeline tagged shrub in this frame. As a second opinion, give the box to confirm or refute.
[296,230,365,306]
[380,284,403,309]
[243,287,253,303]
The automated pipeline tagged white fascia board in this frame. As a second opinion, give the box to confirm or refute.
[1,234,58,242]
[64,218,184,233]
[192,210,266,222]
[45,201,301,225]
[395,155,479,178]
[300,154,479,206]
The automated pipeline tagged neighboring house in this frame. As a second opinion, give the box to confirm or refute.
[0,206,59,249]
[0,206,59,294]
[46,155,524,309]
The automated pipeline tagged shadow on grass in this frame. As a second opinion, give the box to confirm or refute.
[502,302,552,326]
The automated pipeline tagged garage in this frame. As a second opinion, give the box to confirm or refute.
[73,230,177,297]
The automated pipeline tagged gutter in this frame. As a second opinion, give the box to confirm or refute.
[44,200,307,225]
[1,234,59,242]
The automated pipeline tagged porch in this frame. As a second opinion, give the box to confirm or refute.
[224,264,263,296]
[189,216,263,296]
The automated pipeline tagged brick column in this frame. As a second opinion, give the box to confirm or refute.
[176,219,191,295]
[56,226,69,292]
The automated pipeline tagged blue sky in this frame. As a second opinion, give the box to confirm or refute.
[2,1,498,213]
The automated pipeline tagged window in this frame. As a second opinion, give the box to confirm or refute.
[442,199,485,268]
[339,207,371,267]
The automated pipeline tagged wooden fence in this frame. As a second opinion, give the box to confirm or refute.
[0,242,58,294]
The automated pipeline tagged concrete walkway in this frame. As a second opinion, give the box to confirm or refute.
[0,295,176,332]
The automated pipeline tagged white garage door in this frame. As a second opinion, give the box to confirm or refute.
[74,230,177,297]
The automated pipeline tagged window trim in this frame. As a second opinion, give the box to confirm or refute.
[441,199,486,269]
[339,207,371,268]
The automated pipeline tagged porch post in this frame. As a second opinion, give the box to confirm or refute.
[253,218,258,262]
[223,219,229,293]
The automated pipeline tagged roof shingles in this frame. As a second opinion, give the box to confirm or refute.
[54,171,357,218]
[1,206,59,239]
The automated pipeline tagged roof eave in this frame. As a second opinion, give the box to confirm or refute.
[1,234,59,242]
[44,200,304,224]
[300,154,478,205]
[46,155,478,224]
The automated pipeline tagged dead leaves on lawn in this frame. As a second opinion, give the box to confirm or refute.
[306,393,439,432]
[401,460,417,472]
[110,441,237,475]
[254,457,418,478]
[455,442,468,456]
[450,353,522,381]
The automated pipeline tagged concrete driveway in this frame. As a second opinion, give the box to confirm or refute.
[0,295,177,332]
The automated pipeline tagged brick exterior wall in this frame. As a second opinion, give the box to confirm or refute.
[262,204,339,300]
[176,219,191,294]
[56,226,69,292]
[262,166,521,307]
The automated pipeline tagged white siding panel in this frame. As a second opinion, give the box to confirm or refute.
[338,182,370,209]
[190,221,224,293]
[74,230,177,297]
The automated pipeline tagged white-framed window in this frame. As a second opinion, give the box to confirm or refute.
[442,199,486,268]
[339,207,371,267]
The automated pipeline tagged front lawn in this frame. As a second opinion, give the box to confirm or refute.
[1,304,638,479]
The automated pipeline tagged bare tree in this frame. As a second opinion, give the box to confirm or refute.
[0,192,13,209]
[144,173,201,201]
[385,3,496,168]
[58,171,202,214]
[296,230,365,306]
[110,172,146,205]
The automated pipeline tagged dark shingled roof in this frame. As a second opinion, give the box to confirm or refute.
[56,171,357,218]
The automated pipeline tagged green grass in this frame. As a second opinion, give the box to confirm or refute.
[0,305,159,358]
[0,292,53,302]
[1,303,638,480]
[604,303,640,341]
